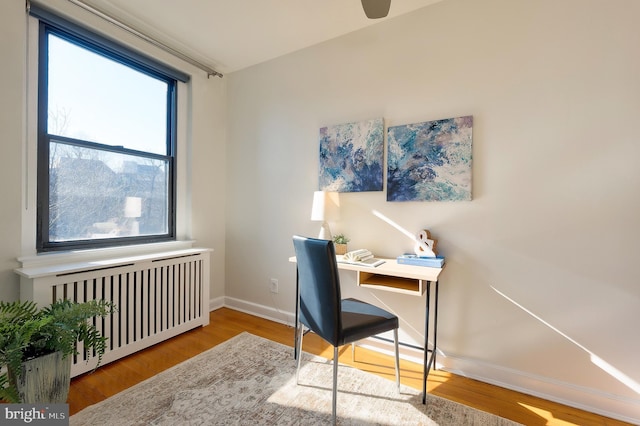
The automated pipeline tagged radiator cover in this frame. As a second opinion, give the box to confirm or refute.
[16,248,211,377]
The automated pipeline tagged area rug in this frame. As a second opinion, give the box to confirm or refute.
[71,332,521,425]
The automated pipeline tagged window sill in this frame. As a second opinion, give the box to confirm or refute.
[17,240,201,271]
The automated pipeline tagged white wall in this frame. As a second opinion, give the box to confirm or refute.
[0,0,27,302]
[0,0,227,301]
[225,0,640,421]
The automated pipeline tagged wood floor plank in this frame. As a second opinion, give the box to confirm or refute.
[67,308,631,425]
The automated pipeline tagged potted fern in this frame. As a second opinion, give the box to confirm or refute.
[0,299,114,403]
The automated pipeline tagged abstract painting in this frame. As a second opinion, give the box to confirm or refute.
[387,116,472,202]
[319,118,384,192]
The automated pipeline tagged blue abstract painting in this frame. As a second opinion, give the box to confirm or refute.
[387,116,473,202]
[319,118,384,192]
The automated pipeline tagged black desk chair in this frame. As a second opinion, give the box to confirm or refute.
[292,235,400,424]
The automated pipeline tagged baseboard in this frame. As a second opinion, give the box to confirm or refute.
[209,297,639,424]
[440,354,640,425]
[222,296,296,327]
[209,295,225,311]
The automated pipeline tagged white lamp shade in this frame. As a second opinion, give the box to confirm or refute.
[310,191,340,221]
[124,196,142,218]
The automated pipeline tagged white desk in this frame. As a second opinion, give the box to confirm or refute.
[289,256,443,404]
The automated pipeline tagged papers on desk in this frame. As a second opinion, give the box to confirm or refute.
[337,249,385,267]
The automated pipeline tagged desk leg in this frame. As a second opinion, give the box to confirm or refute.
[433,281,439,371]
[294,268,299,360]
[422,280,439,404]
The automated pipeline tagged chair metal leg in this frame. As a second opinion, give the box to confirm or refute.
[296,323,304,384]
[394,328,400,391]
[351,342,355,361]
[332,345,338,424]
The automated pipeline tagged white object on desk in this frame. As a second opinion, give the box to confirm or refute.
[337,254,385,268]
[414,229,436,257]
[338,249,385,267]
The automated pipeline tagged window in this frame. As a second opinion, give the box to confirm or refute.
[36,18,184,252]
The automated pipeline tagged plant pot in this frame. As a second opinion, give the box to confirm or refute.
[12,351,71,403]
[335,243,348,255]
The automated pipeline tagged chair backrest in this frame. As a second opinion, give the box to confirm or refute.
[293,235,342,346]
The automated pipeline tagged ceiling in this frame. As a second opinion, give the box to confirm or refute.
[79,0,443,74]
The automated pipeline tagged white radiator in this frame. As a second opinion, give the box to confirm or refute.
[16,248,211,377]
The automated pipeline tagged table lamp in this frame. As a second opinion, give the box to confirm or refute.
[124,196,142,235]
[310,191,340,240]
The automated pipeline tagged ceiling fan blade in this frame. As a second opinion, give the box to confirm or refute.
[361,0,391,19]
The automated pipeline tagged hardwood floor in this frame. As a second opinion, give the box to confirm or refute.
[68,308,630,425]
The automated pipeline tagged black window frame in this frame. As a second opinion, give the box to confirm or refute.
[35,14,183,253]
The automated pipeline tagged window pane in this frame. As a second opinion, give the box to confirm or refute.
[49,141,169,242]
[47,34,168,155]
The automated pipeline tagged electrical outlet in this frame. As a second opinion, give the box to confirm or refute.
[269,278,279,293]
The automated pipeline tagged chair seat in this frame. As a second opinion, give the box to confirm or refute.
[340,298,399,345]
